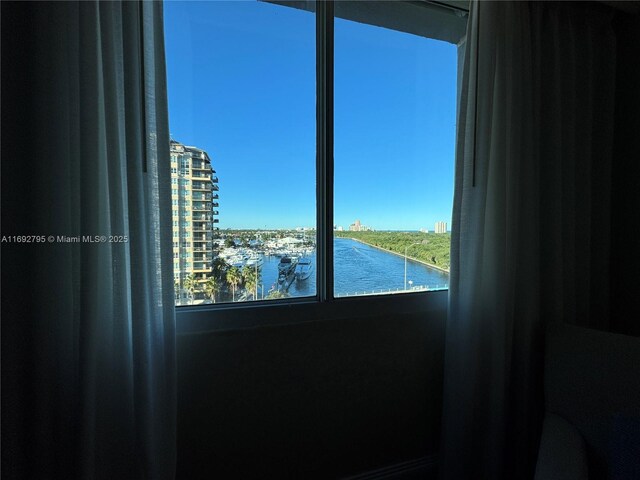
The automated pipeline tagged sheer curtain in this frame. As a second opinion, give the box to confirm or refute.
[1,1,175,478]
[440,1,616,479]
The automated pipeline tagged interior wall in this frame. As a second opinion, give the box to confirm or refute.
[176,309,446,479]
[610,12,640,337]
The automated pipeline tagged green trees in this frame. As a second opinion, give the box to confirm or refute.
[203,276,220,304]
[266,289,289,299]
[226,266,242,302]
[211,257,228,281]
[174,279,182,303]
[183,274,198,304]
[242,265,260,300]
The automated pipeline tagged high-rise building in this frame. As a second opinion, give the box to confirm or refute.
[435,221,447,234]
[170,140,219,296]
[348,219,372,232]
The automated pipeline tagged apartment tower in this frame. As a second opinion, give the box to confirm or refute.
[170,140,219,299]
[434,221,447,234]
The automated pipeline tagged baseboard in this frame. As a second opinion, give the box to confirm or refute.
[342,454,439,480]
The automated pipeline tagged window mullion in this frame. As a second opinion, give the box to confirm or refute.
[316,0,334,302]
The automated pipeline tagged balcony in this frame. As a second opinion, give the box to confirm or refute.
[211,176,218,183]
[212,194,219,200]
[192,183,211,191]
[212,210,219,216]
[193,264,211,273]
[211,184,219,191]
[212,202,219,208]
[193,234,212,241]
[213,219,219,223]
[191,162,210,170]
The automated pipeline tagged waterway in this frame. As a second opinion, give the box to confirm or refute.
[254,237,449,299]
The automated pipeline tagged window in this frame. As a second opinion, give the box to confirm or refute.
[166,0,316,306]
[333,3,456,297]
[164,1,467,316]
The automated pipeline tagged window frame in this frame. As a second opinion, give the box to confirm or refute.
[175,0,466,333]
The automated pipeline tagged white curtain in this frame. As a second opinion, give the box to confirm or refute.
[1,1,175,478]
[441,1,616,479]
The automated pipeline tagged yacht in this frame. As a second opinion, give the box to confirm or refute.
[277,256,297,284]
[245,252,263,268]
[294,257,313,282]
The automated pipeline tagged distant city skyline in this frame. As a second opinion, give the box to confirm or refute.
[164,1,456,230]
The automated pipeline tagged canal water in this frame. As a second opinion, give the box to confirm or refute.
[257,237,449,299]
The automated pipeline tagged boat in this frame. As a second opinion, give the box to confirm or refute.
[277,256,296,274]
[294,257,313,282]
[277,256,297,284]
[245,252,264,268]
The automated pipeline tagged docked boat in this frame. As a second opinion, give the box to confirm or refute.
[245,252,263,268]
[277,256,296,274]
[294,257,313,282]
[277,256,297,284]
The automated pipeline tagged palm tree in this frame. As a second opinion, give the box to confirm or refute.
[174,279,181,304]
[183,273,198,305]
[243,270,257,300]
[226,266,242,302]
[242,265,260,300]
[211,257,228,280]
[203,276,220,304]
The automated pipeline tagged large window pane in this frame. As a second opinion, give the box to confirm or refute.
[334,3,456,297]
[165,1,316,305]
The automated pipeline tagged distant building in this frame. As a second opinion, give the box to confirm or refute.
[336,226,343,232]
[349,219,373,232]
[170,140,219,295]
[435,221,447,234]
[419,228,428,233]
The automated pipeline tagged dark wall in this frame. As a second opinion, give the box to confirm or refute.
[176,308,446,479]
[2,3,48,477]
[610,12,640,337]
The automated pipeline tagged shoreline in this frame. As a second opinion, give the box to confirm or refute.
[343,237,450,274]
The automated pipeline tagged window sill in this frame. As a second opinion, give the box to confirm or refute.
[176,288,448,334]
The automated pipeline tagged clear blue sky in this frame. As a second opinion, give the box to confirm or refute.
[164,1,457,230]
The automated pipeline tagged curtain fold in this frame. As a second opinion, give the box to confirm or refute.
[1,1,175,478]
[441,2,616,479]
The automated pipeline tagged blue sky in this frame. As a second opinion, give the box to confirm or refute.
[164,1,457,230]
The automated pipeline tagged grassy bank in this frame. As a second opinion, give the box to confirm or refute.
[334,231,451,272]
